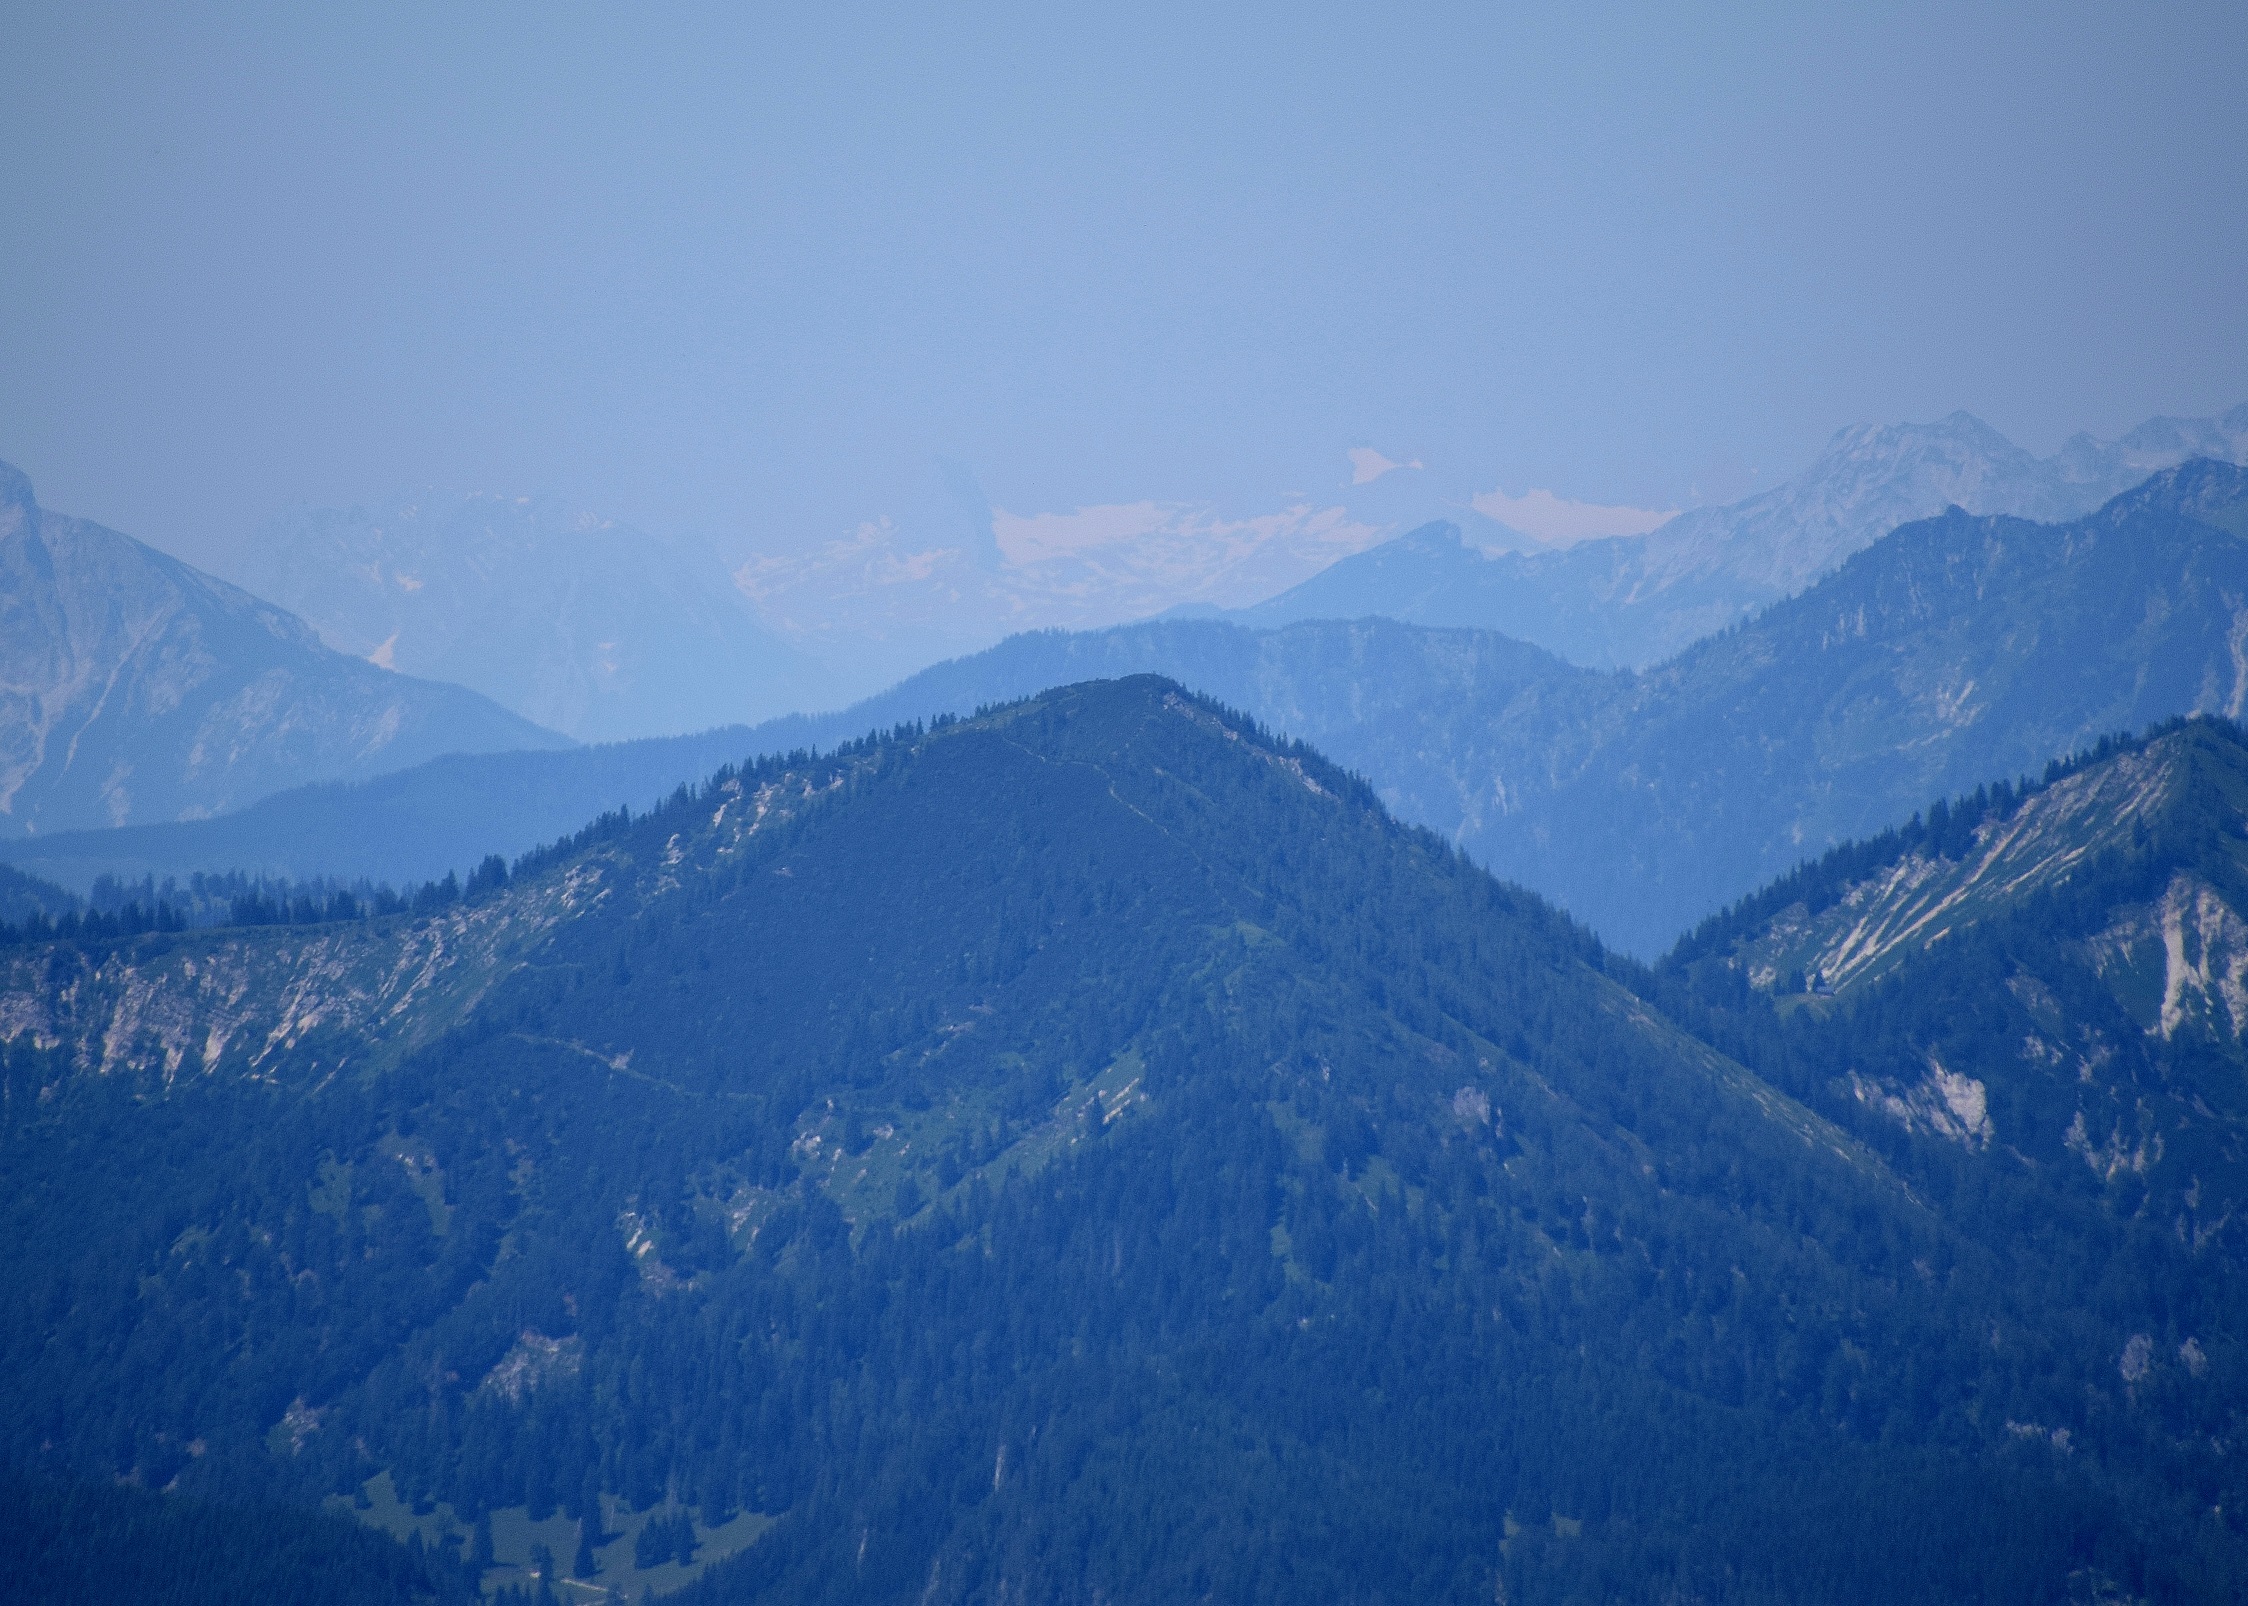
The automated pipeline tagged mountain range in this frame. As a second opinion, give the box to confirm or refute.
[4,676,2242,1603]
[0,461,568,839]
[9,401,2233,840]
[127,404,2236,755]
[217,492,828,743]
[39,460,2241,959]
[1239,403,2248,667]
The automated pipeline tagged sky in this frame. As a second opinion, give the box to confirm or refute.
[2,0,2244,567]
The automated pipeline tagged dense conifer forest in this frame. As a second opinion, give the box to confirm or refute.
[1,1469,478,1604]
[3,680,2242,1602]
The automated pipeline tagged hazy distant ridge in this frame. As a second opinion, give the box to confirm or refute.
[219,492,827,742]
[1240,403,2248,666]
[19,462,2246,957]
[0,461,569,838]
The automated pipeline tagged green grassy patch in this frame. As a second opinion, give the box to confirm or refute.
[335,1472,768,1599]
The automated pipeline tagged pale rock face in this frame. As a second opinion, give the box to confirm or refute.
[2120,1333,2154,1386]
[1731,740,2193,998]
[479,1330,583,1402]
[1849,1062,1993,1149]
[0,462,567,837]
[2153,877,2248,1040]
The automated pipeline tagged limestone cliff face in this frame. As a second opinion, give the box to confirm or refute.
[0,462,569,837]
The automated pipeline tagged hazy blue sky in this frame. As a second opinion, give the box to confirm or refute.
[3,1,2243,560]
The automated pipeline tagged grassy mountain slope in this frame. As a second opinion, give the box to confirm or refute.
[1,678,2239,1603]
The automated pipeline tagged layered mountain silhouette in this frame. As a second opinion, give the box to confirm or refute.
[1241,404,2248,666]
[16,462,2247,960]
[3,678,2240,1602]
[0,462,568,838]
[173,405,2244,736]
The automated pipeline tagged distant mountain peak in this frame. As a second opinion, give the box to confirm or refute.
[0,458,34,516]
[2096,455,2248,526]
[0,469,567,836]
[1822,409,2025,458]
[223,490,826,742]
[1394,518,1465,550]
[1240,403,2248,668]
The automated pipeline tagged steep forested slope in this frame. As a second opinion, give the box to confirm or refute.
[0,1470,478,1606]
[1638,717,2248,1601]
[2,679,2240,1603]
[1665,716,2248,1264]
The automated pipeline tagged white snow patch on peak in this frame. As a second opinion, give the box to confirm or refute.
[1469,486,1675,546]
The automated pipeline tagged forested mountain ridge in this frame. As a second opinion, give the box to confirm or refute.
[1659,716,2248,1280]
[2,678,2241,1603]
[1683,718,2248,1006]
[0,722,775,895]
[762,458,2248,955]
[0,861,76,924]
[0,459,571,838]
